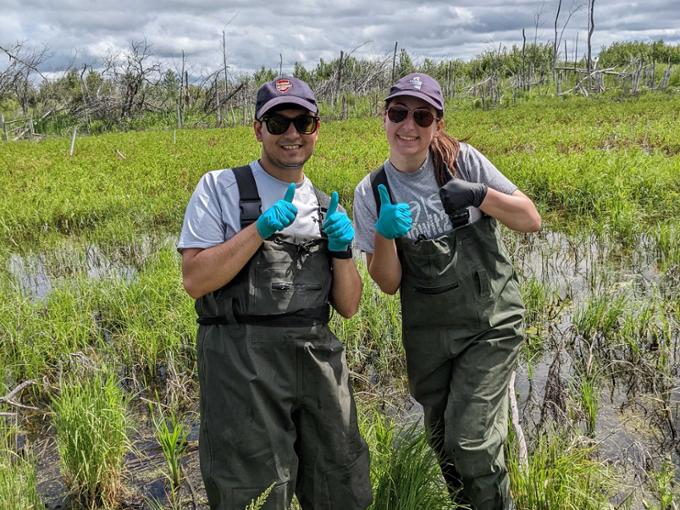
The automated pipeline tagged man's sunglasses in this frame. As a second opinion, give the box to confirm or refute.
[260,113,319,135]
[386,105,438,128]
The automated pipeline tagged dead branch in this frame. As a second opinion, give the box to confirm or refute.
[0,380,38,411]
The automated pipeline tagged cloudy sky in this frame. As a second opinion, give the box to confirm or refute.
[2,0,679,79]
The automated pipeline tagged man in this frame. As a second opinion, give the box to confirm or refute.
[178,76,372,510]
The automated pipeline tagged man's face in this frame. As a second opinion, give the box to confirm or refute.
[254,107,319,176]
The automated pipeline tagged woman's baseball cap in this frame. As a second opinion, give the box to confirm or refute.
[385,73,444,114]
[255,76,318,119]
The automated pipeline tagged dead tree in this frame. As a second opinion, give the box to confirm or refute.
[553,2,583,94]
[119,40,160,118]
[552,0,563,87]
[586,0,595,90]
[0,42,49,114]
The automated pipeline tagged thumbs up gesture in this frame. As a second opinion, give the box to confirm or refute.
[322,191,354,253]
[256,182,298,239]
[375,184,412,239]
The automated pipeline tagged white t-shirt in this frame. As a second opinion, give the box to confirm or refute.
[177,160,325,250]
[353,143,517,254]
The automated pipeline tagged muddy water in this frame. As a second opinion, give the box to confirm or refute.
[510,229,680,496]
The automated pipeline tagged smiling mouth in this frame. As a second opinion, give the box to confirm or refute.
[281,144,302,150]
[397,135,418,142]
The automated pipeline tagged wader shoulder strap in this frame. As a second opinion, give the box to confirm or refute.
[233,164,261,229]
[313,186,331,237]
[369,165,392,216]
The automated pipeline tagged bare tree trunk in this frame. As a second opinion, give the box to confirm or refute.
[336,50,344,108]
[222,30,228,127]
[521,29,527,91]
[184,70,190,108]
[391,41,398,83]
[553,0,562,90]
[178,50,185,129]
[1,113,8,142]
[279,53,283,76]
[574,32,579,69]
[69,126,78,157]
[587,0,595,91]
[216,89,222,127]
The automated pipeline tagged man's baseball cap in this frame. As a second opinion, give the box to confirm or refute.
[385,73,444,114]
[255,76,318,119]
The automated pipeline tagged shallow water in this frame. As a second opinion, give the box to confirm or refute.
[5,236,170,299]
[7,228,680,505]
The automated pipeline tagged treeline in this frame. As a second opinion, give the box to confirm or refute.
[0,39,678,139]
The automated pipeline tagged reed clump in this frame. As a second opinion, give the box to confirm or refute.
[52,372,129,508]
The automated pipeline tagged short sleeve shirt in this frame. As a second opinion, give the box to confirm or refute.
[177,160,324,250]
[353,143,517,254]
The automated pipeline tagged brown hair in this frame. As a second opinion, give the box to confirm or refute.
[430,119,460,187]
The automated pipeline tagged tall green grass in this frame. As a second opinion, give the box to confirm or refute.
[1,94,679,247]
[150,403,188,499]
[0,421,42,510]
[330,260,404,386]
[1,246,195,390]
[507,429,615,509]
[360,410,453,510]
[52,373,129,508]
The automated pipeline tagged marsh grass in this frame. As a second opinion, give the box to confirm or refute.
[0,451,42,510]
[2,93,680,507]
[507,429,615,509]
[52,373,129,508]
[643,456,677,510]
[361,411,454,510]
[245,483,275,510]
[573,293,627,343]
[520,277,564,362]
[0,421,42,510]
[653,222,680,271]
[577,376,600,437]
[330,259,404,385]
[150,402,188,498]
[99,247,195,383]
[573,290,677,392]
[1,246,195,393]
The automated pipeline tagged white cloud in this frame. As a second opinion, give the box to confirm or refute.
[1,0,678,77]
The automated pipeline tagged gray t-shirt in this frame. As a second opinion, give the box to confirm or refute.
[353,143,517,253]
[177,160,325,250]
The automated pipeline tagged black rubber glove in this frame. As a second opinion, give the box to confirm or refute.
[439,178,488,214]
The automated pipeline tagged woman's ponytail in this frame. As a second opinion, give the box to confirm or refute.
[430,122,460,187]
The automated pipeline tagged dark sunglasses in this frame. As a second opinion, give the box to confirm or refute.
[386,105,438,128]
[260,113,319,135]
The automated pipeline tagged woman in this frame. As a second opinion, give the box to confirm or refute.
[353,73,540,510]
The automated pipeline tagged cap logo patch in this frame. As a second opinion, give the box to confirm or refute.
[409,76,423,90]
[275,79,292,93]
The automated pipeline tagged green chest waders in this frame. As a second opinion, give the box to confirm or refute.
[195,166,371,510]
[371,169,524,510]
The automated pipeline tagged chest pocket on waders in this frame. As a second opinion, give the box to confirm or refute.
[248,236,330,316]
[398,234,483,331]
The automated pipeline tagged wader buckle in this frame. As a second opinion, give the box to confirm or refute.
[448,208,470,229]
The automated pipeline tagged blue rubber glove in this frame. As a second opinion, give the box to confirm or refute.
[322,191,354,252]
[375,184,412,239]
[255,182,298,239]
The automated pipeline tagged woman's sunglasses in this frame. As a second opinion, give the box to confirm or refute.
[386,105,438,128]
[260,113,319,135]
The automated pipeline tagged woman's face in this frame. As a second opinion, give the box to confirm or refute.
[384,96,440,169]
